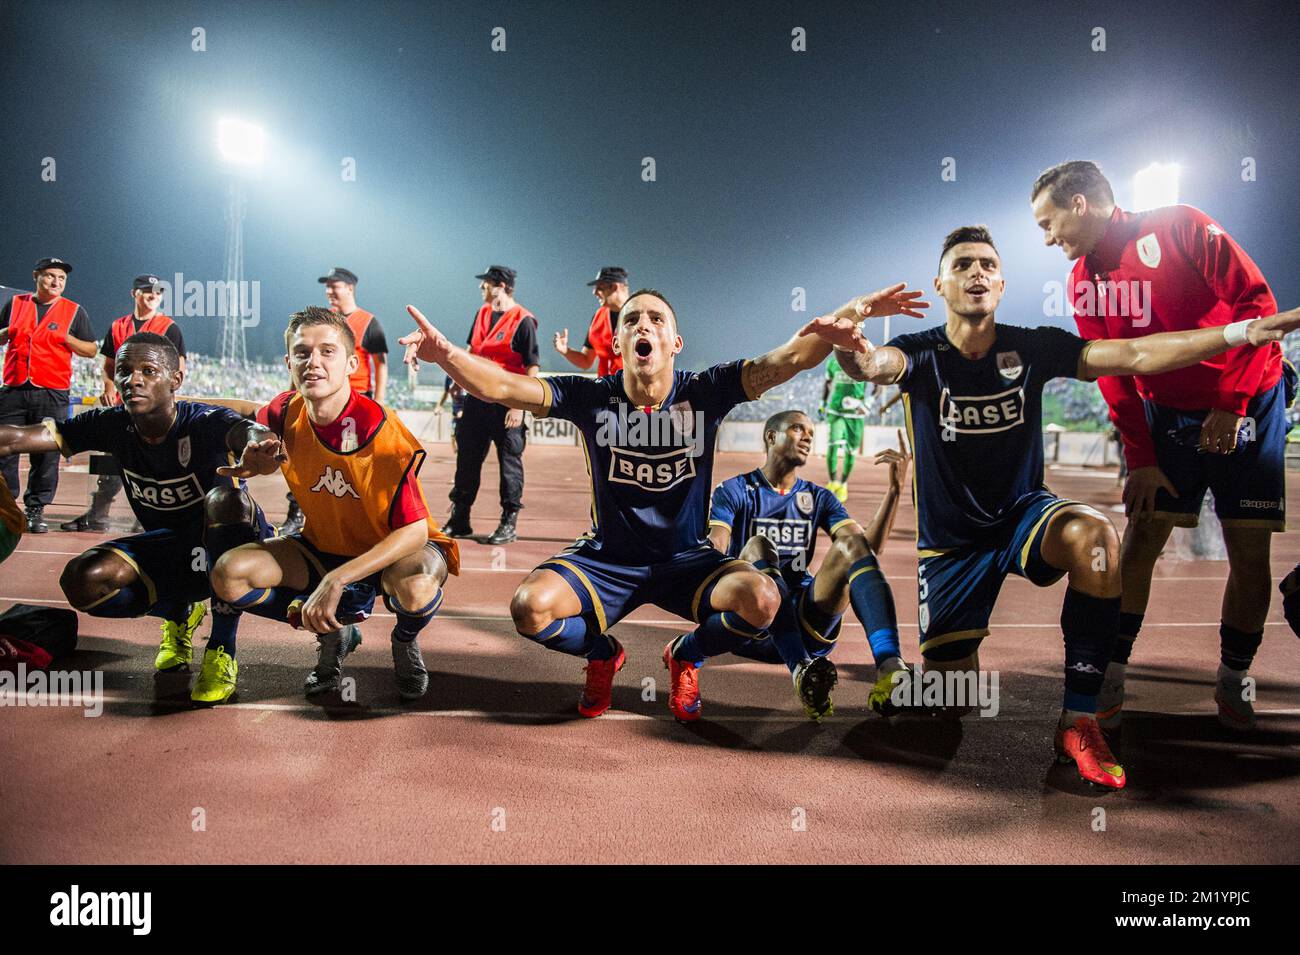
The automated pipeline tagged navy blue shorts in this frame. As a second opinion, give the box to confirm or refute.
[917,491,1077,662]
[280,533,452,618]
[537,541,745,631]
[96,507,272,612]
[731,573,844,664]
[1146,368,1294,531]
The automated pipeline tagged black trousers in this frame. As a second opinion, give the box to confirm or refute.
[0,385,69,509]
[450,394,526,511]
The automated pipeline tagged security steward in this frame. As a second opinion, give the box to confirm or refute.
[444,265,539,545]
[0,257,98,532]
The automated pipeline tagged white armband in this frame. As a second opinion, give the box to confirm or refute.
[1223,319,1254,347]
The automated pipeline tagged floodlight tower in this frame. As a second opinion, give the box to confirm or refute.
[217,117,265,367]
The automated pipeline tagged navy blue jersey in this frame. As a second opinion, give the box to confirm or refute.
[540,362,753,563]
[892,324,1086,550]
[710,468,853,587]
[50,401,244,532]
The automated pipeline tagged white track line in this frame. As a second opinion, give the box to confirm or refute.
[0,595,1291,630]
[11,693,1300,722]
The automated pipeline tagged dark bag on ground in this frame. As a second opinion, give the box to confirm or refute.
[0,604,78,663]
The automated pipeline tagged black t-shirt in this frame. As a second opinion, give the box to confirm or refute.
[100,317,186,360]
[0,297,94,344]
[467,310,540,368]
[583,307,620,350]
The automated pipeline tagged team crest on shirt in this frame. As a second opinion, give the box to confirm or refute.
[667,401,695,437]
[1137,233,1161,269]
[796,490,814,515]
[995,351,1023,381]
[177,435,191,468]
[47,322,59,331]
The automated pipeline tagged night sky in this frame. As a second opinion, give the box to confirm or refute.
[2,0,1297,366]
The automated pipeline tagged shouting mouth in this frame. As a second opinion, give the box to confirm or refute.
[634,339,653,359]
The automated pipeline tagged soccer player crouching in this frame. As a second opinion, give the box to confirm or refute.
[400,284,926,720]
[830,225,1300,789]
[700,413,911,721]
[0,332,276,703]
[210,307,460,701]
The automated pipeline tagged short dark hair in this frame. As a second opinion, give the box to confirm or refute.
[118,331,179,372]
[939,224,999,273]
[1031,160,1115,209]
[285,305,355,353]
[624,287,677,330]
[763,409,808,447]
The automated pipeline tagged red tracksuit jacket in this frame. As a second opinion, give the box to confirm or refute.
[1067,205,1280,470]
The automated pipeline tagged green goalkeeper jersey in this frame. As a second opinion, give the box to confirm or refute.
[825,353,868,420]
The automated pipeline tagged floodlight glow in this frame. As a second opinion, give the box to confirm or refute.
[1133,162,1180,211]
[217,117,266,167]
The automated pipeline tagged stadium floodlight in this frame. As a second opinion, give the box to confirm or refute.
[1132,162,1180,211]
[217,117,265,167]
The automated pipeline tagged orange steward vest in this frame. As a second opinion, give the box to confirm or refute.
[343,308,377,394]
[469,304,535,374]
[586,306,622,376]
[2,294,80,389]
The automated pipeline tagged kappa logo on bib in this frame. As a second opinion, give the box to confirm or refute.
[1137,233,1162,269]
[996,351,1023,381]
[311,465,359,498]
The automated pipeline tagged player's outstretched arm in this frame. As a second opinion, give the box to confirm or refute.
[742,284,927,398]
[861,429,911,555]
[190,396,262,417]
[0,423,61,458]
[401,305,549,414]
[1079,307,1300,380]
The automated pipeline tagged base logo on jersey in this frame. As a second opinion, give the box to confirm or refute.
[311,466,359,498]
[177,435,191,468]
[121,467,204,511]
[996,351,1023,381]
[1137,233,1161,269]
[751,517,813,554]
[939,385,1026,434]
[608,446,696,492]
[795,491,814,515]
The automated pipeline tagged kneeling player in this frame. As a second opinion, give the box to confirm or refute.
[831,225,1299,788]
[0,332,274,702]
[210,307,460,701]
[400,284,927,719]
[695,413,911,720]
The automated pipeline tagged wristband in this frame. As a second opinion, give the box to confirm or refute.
[1223,319,1254,347]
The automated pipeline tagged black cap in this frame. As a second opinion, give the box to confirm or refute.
[317,267,358,286]
[474,265,516,287]
[132,274,164,292]
[34,257,72,274]
[586,266,628,287]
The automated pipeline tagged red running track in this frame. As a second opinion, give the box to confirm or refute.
[1,444,1298,863]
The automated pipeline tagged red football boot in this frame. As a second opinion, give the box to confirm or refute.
[663,641,702,722]
[1055,714,1127,789]
[577,638,626,718]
